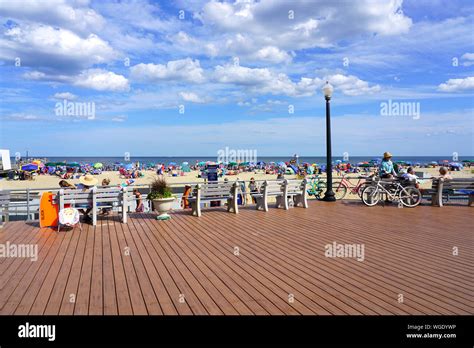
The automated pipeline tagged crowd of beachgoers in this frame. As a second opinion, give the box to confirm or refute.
[1,153,472,193]
[7,156,472,182]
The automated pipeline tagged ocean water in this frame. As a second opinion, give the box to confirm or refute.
[12,155,472,166]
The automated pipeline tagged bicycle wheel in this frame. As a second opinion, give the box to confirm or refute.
[361,185,380,206]
[315,182,327,200]
[332,181,347,200]
[399,187,422,207]
[356,182,369,198]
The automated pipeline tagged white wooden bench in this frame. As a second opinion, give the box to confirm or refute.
[251,180,284,211]
[58,186,130,225]
[0,190,10,228]
[188,182,239,217]
[251,180,308,211]
[427,178,474,207]
[285,179,308,209]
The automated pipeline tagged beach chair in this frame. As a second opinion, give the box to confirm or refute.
[58,207,81,232]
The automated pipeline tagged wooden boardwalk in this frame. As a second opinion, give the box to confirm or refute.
[0,201,472,315]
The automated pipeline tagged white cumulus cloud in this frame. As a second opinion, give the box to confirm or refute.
[130,58,205,83]
[53,92,77,100]
[179,92,205,103]
[0,24,119,73]
[438,76,474,92]
[74,69,130,92]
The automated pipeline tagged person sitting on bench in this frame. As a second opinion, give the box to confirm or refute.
[379,152,397,179]
[76,174,98,223]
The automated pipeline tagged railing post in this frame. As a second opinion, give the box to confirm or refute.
[26,188,30,221]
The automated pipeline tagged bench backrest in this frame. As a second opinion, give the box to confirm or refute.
[0,190,10,206]
[58,188,93,205]
[286,180,306,194]
[196,182,234,198]
[432,178,474,191]
[263,180,285,194]
[95,187,129,203]
[58,187,129,205]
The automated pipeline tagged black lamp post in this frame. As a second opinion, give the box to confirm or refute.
[322,81,336,202]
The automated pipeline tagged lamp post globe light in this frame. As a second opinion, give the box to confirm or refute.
[322,81,336,202]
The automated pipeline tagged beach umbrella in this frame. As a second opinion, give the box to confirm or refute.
[240,161,249,166]
[257,161,265,165]
[198,161,206,166]
[228,161,237,166]
[55,162,66,166]
[125,163,134,170]
[277,161,286,167]
[335,160,342,164]
[462,160,474,163]
[169,162,177,166]
[45,162,57,166]
[67,162,80,167]
[181,162,191,172]
[93,162,103,169]
[22,163,38,171]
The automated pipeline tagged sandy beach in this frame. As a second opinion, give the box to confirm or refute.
[1,167,472,191]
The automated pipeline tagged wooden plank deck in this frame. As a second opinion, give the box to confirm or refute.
[0,201,472,315]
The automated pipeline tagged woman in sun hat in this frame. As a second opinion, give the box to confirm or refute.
[76,174,98,223]
[379,152,397,179]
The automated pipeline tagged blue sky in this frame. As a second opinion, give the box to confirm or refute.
[0,0,473,157]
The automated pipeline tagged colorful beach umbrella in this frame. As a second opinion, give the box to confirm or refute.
[93,162,103,169]
[22,163,38,171]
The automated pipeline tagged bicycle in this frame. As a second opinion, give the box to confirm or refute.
[307,175,327,200]
[361,177,421,207]
[332,173,372,200]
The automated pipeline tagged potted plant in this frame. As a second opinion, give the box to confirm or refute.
[147,176,175,218]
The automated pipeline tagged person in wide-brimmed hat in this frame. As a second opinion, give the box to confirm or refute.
[79,173,98,186]
[379,152,397,179]
[76,174,98,223]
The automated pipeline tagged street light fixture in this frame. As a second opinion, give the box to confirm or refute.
[322,81,336,202]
